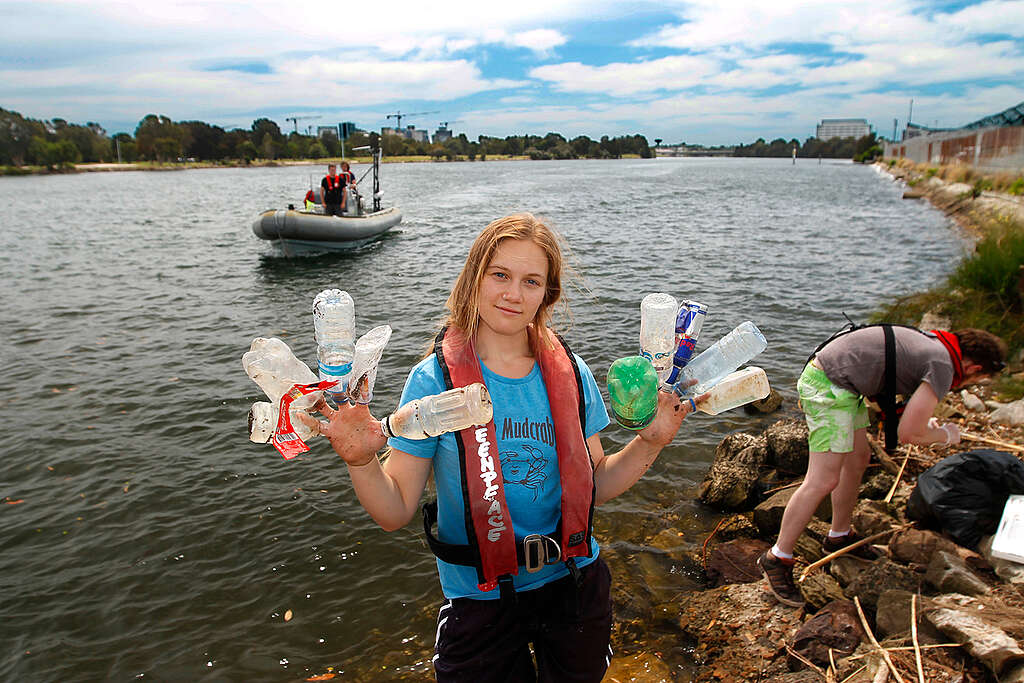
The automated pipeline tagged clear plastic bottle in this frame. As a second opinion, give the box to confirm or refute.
[241,337,321,410]
[674,321,768,396]
[346,324,392,404]
[380,383,493,439]
[639,293,678,385]
[248,401,319,444]
[606,356,659,430]
[312,289,356,403]
[696,366,771,415]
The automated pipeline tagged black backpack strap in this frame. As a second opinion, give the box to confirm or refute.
[880,324,899,453]
[806,312,859,366]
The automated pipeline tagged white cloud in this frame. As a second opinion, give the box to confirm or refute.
[531,55,720,95]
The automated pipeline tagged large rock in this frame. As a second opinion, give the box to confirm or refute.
[888,527,962,567]
[859,472,895,500]
[745,388,784,414]
[991,398,1024,425]
[926,606,1024,677]
[874,589,945,642]
[844,559,921,610]
[789,600,863,666]
[850,499,899,537]
[753,487,831,538]
[925,550,990,596]
[798,572,845,610]
[705,538,770,587]
[697,432,768,509]
[764,419,809,474]
[829,556,869,587]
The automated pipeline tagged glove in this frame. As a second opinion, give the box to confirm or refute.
[928,418,960,445]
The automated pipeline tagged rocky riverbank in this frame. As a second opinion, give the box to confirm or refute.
[599,163,1024,683]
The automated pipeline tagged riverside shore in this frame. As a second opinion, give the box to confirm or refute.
[592,162,1024,682]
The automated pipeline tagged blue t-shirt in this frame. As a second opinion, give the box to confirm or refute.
[388,351,610,600]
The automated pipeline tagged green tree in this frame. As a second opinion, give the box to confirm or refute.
[135,114,187,161]
[236,140,258,161]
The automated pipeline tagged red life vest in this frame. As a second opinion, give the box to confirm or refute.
[323,174,341,190]
[930,329,964,388]
[431,325,595,593]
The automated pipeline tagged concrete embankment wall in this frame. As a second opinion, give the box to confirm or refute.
[884,125,1024,174]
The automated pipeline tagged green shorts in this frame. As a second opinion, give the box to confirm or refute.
[798,363,870,453]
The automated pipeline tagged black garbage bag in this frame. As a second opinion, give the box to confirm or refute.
[906,449,1024,548]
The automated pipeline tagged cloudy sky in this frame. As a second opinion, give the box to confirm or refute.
[2,0,1023,145]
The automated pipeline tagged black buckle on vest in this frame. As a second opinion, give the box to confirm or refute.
[522,534,561,573]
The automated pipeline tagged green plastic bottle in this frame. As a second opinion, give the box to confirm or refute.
[607,356,659,430]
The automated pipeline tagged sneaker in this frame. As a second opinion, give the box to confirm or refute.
[756,551,805,608]
[822,531,880,560]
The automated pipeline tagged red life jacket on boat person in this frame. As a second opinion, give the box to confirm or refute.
[422,325,596,597]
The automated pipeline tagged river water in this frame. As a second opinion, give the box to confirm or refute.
[0,158,964,681]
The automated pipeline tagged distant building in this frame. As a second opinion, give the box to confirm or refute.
[406,126,428,143]
[317,125,338,139]
[433,125,452,144]
[381,125,429,143]
[816,118,871,141]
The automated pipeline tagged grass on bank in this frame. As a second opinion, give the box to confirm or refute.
[888,158,1024,196]
[873,213,1024,400]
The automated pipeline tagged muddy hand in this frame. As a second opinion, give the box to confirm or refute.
[298,402,387,466]
[638,389,709,448]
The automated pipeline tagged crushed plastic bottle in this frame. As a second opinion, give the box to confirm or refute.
[639,293,678,385]
[696,366,771,415]
[346,325,392,404]
[248,401,319,444]
[380,383,492,439]
[242,337,322,411]
[674,321,767,397]
[607,356,659,430]
[312,289,356,404]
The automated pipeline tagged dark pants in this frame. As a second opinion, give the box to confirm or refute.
[324,202,343,216]
[433,557,613,682]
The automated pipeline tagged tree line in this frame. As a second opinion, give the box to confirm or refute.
[732,134,882,162]
[1,106,880,169]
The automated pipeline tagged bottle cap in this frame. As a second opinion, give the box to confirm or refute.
[607,356,659,430]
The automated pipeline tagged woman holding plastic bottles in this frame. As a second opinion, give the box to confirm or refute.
[302,213,702,682]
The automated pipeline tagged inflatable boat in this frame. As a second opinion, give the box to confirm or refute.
[252,206,402,252]
[252,146,402,253]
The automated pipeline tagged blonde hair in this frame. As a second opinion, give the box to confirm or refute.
[443,213,566,341]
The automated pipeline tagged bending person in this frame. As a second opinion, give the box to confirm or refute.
[302,213,704,682]
[758,325,1006,607]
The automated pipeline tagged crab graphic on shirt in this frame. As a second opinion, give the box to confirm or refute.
[500,444,548,500]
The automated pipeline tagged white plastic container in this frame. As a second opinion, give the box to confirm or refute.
[241,337,321,411]
[696,366,771,415]
[674,321,767,396]
[991,494,1024,564]
[381,383,493,439]
[639,293,678,385]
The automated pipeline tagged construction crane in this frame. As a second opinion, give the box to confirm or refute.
[285,115,322,133]
[386,110,439,129]
[438,120,463,129]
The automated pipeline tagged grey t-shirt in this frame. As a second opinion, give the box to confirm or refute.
[815,326,955,399]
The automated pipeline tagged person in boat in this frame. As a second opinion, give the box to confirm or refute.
[338,161,357,214]
[757,325,1006,608]
[303,189,317,212]
[301,213,706,681]
[320,163,346,216]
